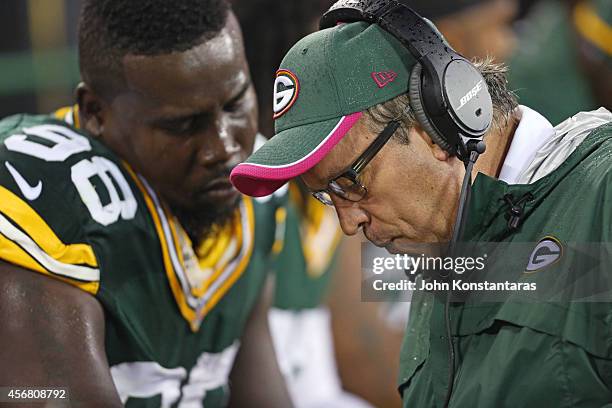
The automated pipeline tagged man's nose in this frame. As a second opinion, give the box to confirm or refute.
[331,195,370,236]
[197,118,241,166]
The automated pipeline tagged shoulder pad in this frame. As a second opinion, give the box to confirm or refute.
[0,114,141,294]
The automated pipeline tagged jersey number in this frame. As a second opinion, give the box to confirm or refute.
[6,125,137,225]
[110,342,239,407]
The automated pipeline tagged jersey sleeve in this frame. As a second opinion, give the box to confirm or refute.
[0,114,107,295]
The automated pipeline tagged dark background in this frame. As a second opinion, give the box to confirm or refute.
[0,0,543,122]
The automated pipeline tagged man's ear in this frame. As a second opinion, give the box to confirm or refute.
[76,83,106,137]
[412,124,450,162]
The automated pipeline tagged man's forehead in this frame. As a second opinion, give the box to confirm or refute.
[305,121,369,186]
[117,32,248,115]
[123,33,244,89]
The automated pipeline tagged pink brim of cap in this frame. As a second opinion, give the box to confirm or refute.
[231,112,362,197]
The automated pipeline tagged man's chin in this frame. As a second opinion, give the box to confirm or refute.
[385,244,404,255]
[385,239,446,257]
[169,190,241,247]
[194,185,240,207]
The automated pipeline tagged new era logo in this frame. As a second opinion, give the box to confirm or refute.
[371,70,398,88]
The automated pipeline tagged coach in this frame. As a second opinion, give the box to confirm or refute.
[231,0,612,406]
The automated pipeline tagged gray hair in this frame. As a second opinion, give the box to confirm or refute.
[364,58,518,144]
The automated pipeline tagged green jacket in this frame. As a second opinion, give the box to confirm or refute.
[399,120,612,407]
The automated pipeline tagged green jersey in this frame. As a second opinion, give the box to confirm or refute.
[0,109,284,407]
[509,1,598,126]
[399,116,612,407]
[267,187,374,408]
[272,183,341,310]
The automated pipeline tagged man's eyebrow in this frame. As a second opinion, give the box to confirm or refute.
[147,80,252,125]
[226,80,251,105]
[147,111,204,127]
[300,176,325,193]
[307,165,347,191]
[324,163,350,183]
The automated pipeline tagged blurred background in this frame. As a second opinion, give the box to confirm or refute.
[4,0,609,124]
[0,0,82,117]
[1,0,608,407]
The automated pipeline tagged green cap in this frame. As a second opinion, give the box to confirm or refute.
[231,21,416,197]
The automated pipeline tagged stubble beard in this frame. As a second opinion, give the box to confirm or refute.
[170,195,241,249]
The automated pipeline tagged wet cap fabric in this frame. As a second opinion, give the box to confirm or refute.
[231,22,416,197]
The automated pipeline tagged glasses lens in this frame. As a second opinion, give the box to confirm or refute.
[330,177,366,202]
[312,190,334,206]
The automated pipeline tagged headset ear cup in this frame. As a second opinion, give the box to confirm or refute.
[408,63,453,154]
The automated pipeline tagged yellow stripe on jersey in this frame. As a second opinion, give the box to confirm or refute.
[124,163,255,331]
[53,106,72,121]
[271,207,287,255]
[0,234,99,294]
[574,1,612,56]
[169,198,254,329]
[71,105,81,128]
[53,105,81,128]
[0,233,47,273]
[302,201,342,278]
[197,222,234,269]
[0,186,98,267]
[123,164,196,324]
[200,197,255,319]
[192,213,243,297]
[289,183,342,278]
[0,186,100,293]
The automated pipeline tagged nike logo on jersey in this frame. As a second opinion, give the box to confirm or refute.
[5,162,42,200]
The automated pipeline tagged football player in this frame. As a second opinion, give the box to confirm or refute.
[0,0,293,407]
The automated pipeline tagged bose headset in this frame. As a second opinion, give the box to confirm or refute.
[320,0,493,160]
[320,1,494,406]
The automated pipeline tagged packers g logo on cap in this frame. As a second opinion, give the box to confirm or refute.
[273,69,300,119]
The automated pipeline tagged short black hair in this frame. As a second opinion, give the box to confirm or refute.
[231,0,334,136]
[79,0,230,99]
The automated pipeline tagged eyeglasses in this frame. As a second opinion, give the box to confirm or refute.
[311,120,401,206]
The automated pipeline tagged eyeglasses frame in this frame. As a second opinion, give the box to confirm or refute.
[311,119,401,205]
